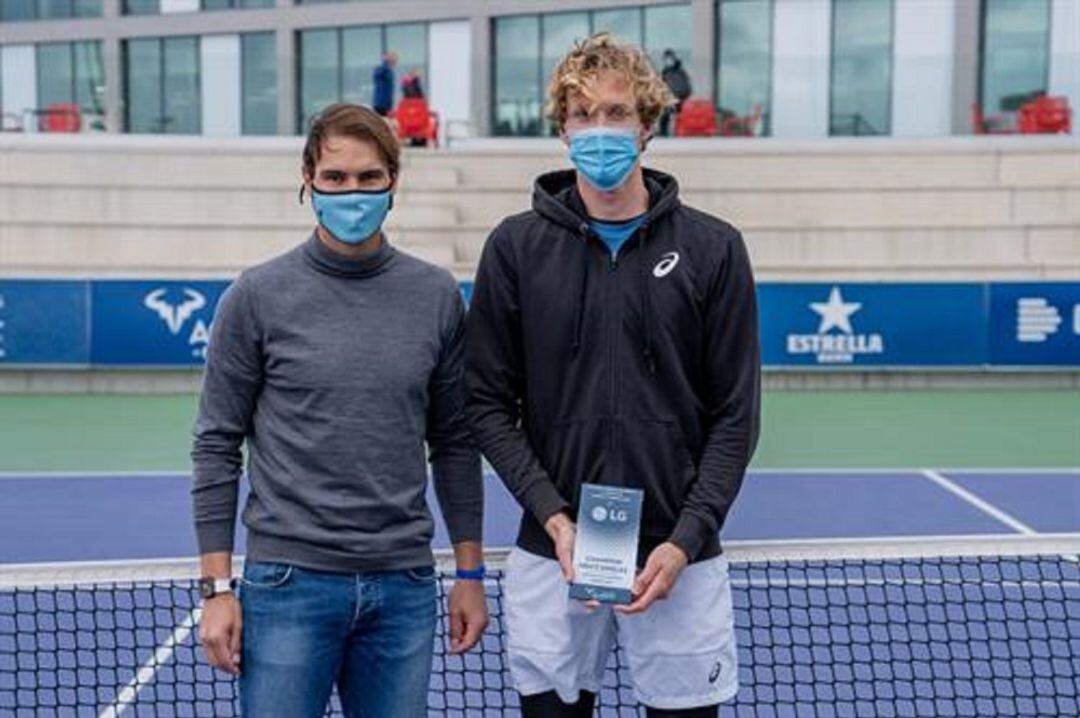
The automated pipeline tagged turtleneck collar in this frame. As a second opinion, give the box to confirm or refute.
[302,230,396,278]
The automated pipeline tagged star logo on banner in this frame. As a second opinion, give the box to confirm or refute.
[810,286,862,335]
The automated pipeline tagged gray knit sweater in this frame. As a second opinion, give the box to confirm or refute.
[191,233,482,572]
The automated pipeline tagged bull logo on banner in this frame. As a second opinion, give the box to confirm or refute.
[143,288,211,359]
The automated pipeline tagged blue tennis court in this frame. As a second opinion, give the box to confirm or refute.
[2,469,1078,717]
[0,468,1077,564]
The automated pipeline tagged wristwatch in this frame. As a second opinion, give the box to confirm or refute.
[198,576,237,600]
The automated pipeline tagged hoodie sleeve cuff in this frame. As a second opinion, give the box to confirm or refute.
[520,477,570,527]
[668,511,714,562]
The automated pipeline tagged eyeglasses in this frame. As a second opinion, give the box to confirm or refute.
[564,102,639,130]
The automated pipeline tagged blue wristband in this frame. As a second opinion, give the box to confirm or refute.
[455,564,486,581]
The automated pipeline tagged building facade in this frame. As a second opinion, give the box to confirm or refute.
[0,0,1077,138]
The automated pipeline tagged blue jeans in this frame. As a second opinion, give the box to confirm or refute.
[238,560,438,718]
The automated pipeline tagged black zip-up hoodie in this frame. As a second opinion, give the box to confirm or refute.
[465,167,761,566]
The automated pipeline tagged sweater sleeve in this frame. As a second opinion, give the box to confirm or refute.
[464,225,570,526]
[669,230,761,560]
[190,277,263,555]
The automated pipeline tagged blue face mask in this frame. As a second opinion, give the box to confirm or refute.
[568,126,641,192]
[310,187,392,245]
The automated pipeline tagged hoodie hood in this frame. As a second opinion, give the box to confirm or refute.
[530,167,683,377]
[531,167,682,232]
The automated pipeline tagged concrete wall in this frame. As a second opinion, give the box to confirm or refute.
[1,134,1076,282]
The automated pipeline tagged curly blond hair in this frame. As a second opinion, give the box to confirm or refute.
[546,33,675,133]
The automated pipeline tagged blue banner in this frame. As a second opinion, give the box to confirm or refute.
[0,281,90,365]
[1,279,1077,369]
[759,283,988,367]
[90,280,229,366]
[988,283,1080,366]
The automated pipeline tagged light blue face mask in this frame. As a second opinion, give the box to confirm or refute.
[310,187,392,245]
[568,126,641,192]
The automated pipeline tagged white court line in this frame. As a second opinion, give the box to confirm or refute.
[98,607,201,718]
[921,469,1038,536]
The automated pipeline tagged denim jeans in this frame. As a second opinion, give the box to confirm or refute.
[238,560,438,718]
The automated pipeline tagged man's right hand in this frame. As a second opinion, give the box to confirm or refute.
[544,512,577,583]
[199,593,242,675]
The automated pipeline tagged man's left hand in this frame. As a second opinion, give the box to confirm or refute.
[615,542,689,615]
[448,579,489,653]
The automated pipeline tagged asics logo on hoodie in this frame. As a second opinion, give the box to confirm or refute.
[653,252,680,278]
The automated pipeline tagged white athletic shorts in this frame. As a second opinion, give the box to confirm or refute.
[503,548,739,710]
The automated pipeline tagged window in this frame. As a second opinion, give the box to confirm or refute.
[491,3,692,136]
[979,0,1050,115]
[830,0,893,136]
[541,12,590,133]
[644,3,692,78]
[0,0,101,20]
[124,36,200,134]
[242,32,277,135]
[202,0,275,9]
[716,0,772,135]
[297,22,428,131]
[493,15,541,137]
[123,0,159,14]
[35,41,105,122]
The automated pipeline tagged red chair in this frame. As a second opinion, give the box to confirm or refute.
[390,98,439,147]
[40,103,81,133]
[673,98,717,137]
[1017,95,1072,134]
[720,103,762,137]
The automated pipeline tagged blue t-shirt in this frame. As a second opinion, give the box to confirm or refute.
[589,213,646,260]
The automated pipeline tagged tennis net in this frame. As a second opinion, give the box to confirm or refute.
[2,534,1078,717]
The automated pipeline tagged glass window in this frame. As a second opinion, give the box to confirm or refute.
[242,32,277,135]
[541,13,590,134]
[492,15,541,137]
[298,28,339,131]
[123,0,159,15]
[73,0,101,16]
[297,22,429,131]
[125,36,199,134]
[830,0,893,136]
[1,0,36,21]
[0,0,100,18]
[386,22,427,105]
[125,39,163,132]
[74,41,105,118]
[203,0,275,8]
[644,3,692,76]
[163,37,200,134]
[592,8,642,47]
[980,0,1050,114]
[342,25,381,106]
[32,41,103,128]
[36,43,74,110]
[37,0,74,18]
[717,0,772,135]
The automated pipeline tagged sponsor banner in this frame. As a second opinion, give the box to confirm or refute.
[90,280,229,366]
[1,280,1077,368]
[759,283,988,367]
[0,281,90,365]
[988,283,1080,366]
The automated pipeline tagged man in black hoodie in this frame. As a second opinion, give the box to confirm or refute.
[465,34,760,718]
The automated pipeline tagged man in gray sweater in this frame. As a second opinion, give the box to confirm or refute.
[191,103,486,718]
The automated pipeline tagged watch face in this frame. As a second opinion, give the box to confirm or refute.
[198,578,215,599]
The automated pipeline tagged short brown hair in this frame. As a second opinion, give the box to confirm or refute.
[546,33,674,133]
[302,103,400,179]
